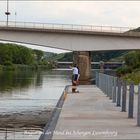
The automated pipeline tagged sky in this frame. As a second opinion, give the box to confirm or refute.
[0,0,140,53]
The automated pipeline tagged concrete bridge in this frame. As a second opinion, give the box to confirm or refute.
[0,21,140,83]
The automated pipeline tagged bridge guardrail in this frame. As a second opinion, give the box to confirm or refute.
[0,21,134,33]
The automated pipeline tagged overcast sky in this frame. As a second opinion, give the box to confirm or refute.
[0,1,140,53]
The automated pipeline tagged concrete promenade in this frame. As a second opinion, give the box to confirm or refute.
[52,85,140,139]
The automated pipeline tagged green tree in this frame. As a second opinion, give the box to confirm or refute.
[124,51,140,69]
[18,47,34,65]
[0,43,34,65]
[33,49,44,63]
[0,43,12,65]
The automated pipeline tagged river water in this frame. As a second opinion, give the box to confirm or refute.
[0,69,72,139]
[0,69,99,139]
[0,70,71,114]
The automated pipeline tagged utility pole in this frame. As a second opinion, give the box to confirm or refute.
[5,0,10,26]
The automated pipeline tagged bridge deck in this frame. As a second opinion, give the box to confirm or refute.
[52,85,139,139]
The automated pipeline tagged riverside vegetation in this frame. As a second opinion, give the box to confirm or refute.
[1,43,139,83]
[49,50,140,84]
[0,43,55,70]
[45,49,140,84]
[116,51,140,84]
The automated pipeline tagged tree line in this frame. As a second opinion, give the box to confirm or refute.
[116,51,140,75]
[0,43,54,69]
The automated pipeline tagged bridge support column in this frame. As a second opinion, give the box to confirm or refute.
[73,51,91,84]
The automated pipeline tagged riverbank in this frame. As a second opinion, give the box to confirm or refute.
[0,69,71,139]
[0,109,52,128]
[121,69,140,84]
[0,109,53,140]
[0,64,54,71]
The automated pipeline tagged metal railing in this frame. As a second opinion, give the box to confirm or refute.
[0,21,135,33]
[96,72,140,126]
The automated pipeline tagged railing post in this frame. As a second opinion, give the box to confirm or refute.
[128,83,134,118]
[102,73,104,92]
[95,72,99,87]
[111,76,114,100]
[106,76,109,97]
[103,74,105,92]
[117,79,121,106]
[98,73,101,88]
[112,77,117,103]
[97,72,99,87]
[105,75,108,95]
[109,76,113,100]
[108,76,111,98]
[100,73,102,90]
[121,81,127,112]
[137,84,140,126]
[103,74,106,94]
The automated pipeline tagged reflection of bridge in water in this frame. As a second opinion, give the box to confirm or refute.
[56,61,123,69]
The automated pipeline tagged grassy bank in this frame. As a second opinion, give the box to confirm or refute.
[121,70,140,85]
[116,51,140,84]
[0,64,54,71]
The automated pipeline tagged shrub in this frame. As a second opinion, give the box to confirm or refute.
[116,66,132,76]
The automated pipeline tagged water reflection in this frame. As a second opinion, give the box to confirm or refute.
[0,70,71,114]
[0,70,36,93]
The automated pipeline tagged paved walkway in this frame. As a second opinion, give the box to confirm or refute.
[52,85,140,139]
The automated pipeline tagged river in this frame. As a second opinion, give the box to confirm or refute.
[0,69,72,139]
[0,70,72,114]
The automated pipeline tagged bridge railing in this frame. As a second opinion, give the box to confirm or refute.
[0,21,134,33]
[96,72,140,126]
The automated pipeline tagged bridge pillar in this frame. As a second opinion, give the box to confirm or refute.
[73,51,91,84]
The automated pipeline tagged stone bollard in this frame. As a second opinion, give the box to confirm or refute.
[121,81,127,112]
[137,84,140,126]
[128,83,134,118]
[117,79,121,107]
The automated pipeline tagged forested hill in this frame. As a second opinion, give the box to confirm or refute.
[0,43,134,65]
[131,27,140,32]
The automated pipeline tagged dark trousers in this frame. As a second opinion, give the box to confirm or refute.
[72,74,78,92]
